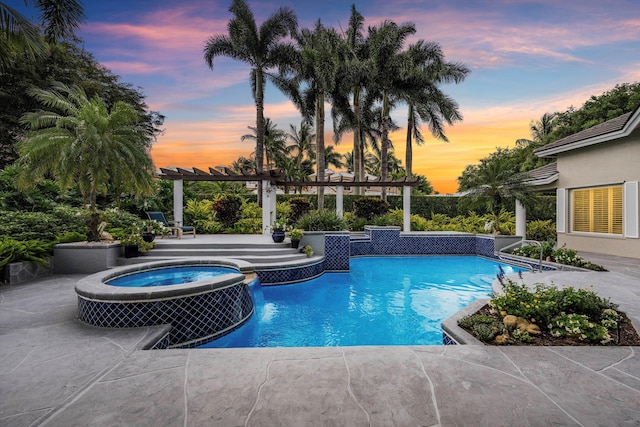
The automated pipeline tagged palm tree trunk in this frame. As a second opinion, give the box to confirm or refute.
[380,89,390,201]
[352,87,361,195]
[255,68,265,207]
[406,103,414,178]
[316,92,325,211]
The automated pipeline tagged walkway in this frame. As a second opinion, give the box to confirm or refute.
[1,251,639,426]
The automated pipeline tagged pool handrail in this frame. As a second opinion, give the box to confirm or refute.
[498,239,543,272]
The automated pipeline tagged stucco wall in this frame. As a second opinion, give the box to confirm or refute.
[556,132,640,188]
[556,132,640,259]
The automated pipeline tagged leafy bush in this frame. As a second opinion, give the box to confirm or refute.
[288,197,311,223]
[0,237,53,267]
[211,194,243,228]
[489,281,619,344]
[276,201,291,226]
[185,199,219,233]
[526,219,556,241]
[103,209,145,231]
[0,208,88,241]
[457,314,497,329]
[353,197,389,220]
[549,313,611,344]
[55,231,87,243]
[296,210,346,231]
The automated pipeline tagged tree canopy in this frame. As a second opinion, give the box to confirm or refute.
[1,42,164,168]
[457,82,640,192]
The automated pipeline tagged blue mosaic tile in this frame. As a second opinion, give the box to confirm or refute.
[77,282,254,348]
[256,260,325,284]
[442,332,458,345]
[475,236,496,258]
[325,235,350,271]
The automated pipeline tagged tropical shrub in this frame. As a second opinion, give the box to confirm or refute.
[185,199,220,233]
[211,194,243,228]
[0,237,54,268]
[276,201,291,226]
[526,219,556,242]
[296,210,346,231]
[288,197,311,223]
[484,279,620,344]
[353,197,389,220]
[343,212,366,231]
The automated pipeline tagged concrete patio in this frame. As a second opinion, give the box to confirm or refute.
[1,252,639,426]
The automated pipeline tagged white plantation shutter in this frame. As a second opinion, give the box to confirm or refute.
[624,181,639,238]
[557,188,566,233]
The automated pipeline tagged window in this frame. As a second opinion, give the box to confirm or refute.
[572,185,623,234]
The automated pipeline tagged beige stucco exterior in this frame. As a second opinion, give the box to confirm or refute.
[554,131,640,258]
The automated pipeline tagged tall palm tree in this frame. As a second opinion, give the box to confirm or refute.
[1,0,84,69]
[282,21,344,210]
[366,20,416,200]
[17,82,155,240]
[402,40,468,179]
[231,155,255,173]
[203,0,297,205]
[333,5,369,194]
[286,121,316,167]
[242,118,287,170]
[324,145,344,170]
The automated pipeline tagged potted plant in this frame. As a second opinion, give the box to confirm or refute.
[119,232,142,258]
[141,219,167,242]
[119,227,155,257]
[270,221,288,243]
[302,245,313,257]
[288,228,304,248]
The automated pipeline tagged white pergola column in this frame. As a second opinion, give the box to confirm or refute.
[336,185,344,219]
[173,179,183,225]
[403,185,411,232]
[262,180,276,234]
[515,199,526,238]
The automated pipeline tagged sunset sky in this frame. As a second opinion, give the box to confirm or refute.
[16,0,640,193]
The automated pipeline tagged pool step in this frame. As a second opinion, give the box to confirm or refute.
[130,238,311,265]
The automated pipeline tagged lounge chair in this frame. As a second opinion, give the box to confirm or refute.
[146,212,196,239]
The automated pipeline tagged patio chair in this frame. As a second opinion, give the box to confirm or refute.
[146,211,196,239]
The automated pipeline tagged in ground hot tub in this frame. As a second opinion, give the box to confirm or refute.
[75,259,255,348]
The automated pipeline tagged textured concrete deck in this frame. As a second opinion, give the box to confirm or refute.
[1,253,639,426]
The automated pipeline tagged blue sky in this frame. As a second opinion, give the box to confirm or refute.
[15,0,640,192]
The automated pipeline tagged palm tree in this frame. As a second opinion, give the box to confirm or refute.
[231,155,255,173]
[242,118,287,170]
[17,82,155,240]
[1,0,84,69]
[286,121,315,168]
[203,0,297,204]
[324,145,344,170]
[333,5,369,194]
[282,21,344,210]
[461,157,537,233]
[402,41,468,178]
[366,20,416,200]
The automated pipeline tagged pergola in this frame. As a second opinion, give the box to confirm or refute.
[158,167,421,233]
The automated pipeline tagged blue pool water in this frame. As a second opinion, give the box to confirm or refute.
[201,256,523,347]
[106,266,238,287]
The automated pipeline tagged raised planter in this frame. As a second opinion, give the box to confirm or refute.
[54,242,122,274]
[1,259,53,285]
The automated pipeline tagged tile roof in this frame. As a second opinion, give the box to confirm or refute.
[535,109,635,156]
[523,162,558,186]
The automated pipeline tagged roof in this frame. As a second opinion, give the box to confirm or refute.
[523,162,558,186]
[535,106,640,157]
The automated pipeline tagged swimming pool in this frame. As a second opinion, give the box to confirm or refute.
[201,256,524,348]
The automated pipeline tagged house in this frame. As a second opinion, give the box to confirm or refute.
[534,106,640,258]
